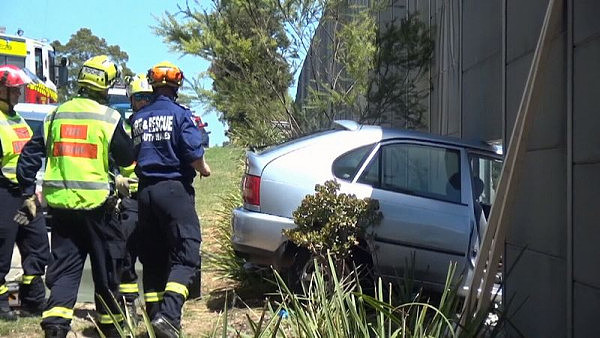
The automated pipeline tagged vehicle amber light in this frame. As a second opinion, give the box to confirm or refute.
[242,174,261,206]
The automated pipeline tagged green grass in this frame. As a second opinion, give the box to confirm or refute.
[0,316,39,336]
[194,146,245,217]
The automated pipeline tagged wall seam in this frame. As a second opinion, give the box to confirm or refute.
[566,0,574,336]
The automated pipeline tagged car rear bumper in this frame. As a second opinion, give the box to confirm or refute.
[231,207,296,266]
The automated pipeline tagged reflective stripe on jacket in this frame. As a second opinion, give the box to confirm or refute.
[0,109,33,183]
[42,97,121,209]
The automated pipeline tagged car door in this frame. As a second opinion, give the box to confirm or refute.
[354,140,473,288]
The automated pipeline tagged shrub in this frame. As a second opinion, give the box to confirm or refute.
[284,180,382,264]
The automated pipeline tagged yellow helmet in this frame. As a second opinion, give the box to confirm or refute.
[126,73,153,96]
[77,55,120,91]
[147,61,184,88]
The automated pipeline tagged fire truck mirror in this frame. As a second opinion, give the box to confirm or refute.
[58,63,68,88]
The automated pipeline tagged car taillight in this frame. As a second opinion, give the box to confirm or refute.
[242,174,261,206]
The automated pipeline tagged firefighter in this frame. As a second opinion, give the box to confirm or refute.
[0,65,49,320]
[15,55,134,338]
[114,73,153,319]
[131,61,210,337]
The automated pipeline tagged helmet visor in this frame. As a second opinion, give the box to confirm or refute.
[149,66,183,86]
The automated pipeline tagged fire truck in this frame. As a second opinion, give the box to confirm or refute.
[0,28,67,104]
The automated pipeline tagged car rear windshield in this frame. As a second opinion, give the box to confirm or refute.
[332,144,375,180]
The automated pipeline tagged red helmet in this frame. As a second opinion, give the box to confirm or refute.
[0,64,32,87]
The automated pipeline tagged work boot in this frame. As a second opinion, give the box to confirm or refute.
[151,315,180,338]
[43,325,69,338]
[0,307,17,321]
[19,301,45,317]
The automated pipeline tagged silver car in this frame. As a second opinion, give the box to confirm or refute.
[232,121,503,294]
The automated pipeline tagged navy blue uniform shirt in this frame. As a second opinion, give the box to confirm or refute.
[131,95,204,185]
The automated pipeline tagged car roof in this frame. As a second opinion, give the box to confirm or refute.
[331,120,499,154]
[378,127,499,154]
[250,121,501,172]
[14,103,56,120]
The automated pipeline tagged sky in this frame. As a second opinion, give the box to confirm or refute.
[1,0,229,146]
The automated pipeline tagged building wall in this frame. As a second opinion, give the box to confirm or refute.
[295,1,599,335]
[572,1,600,336]
[390,0,592,336]
[438,0,598,336]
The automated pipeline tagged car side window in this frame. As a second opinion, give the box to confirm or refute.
[332,144,374,181]
[358,143,461,203]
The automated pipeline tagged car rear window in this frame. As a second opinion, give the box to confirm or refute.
[359,143,462,203]
[332,144,374,180]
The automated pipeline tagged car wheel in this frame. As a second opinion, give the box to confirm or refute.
[284,249,311,293]
[285,247,374,294]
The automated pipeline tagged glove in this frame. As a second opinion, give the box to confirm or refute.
[14,195,38,226]
[115,175,137,197]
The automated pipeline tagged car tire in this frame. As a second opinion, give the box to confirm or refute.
[284,245,375,295]
[284,249,311,294]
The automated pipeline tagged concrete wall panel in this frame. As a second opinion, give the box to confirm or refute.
[573,37,600,163]
[574,0,600,45]
[504,244,566,337]
[506,0,548,62]
[505,35,566,150]
[506,0,564,63]
[462,0,501,70]
[573,282,600,337]
[505,52,532,140]
[527,34,566,150]
[573,163,600,289]
[506,148,566,258]
[461,53,502,141]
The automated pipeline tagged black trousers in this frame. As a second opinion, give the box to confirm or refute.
[41,204,125,331]
[119,196,139,302]
[138,180,201,328]
[0,186,49,309]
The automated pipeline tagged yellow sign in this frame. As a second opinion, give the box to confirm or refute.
[0,38,27,57]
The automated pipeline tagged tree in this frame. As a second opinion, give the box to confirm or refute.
[155,0,432,148]
[365,14,433,129]
[51,28,134,101]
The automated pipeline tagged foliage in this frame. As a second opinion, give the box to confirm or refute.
[365,14,434,129]
[155,0,432,148]
[284,180,382,263]
[202,191,255,283]
[51,28,134,101]
[212,255,462,337]
[154,0,297,147]
[299,0,378,132]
